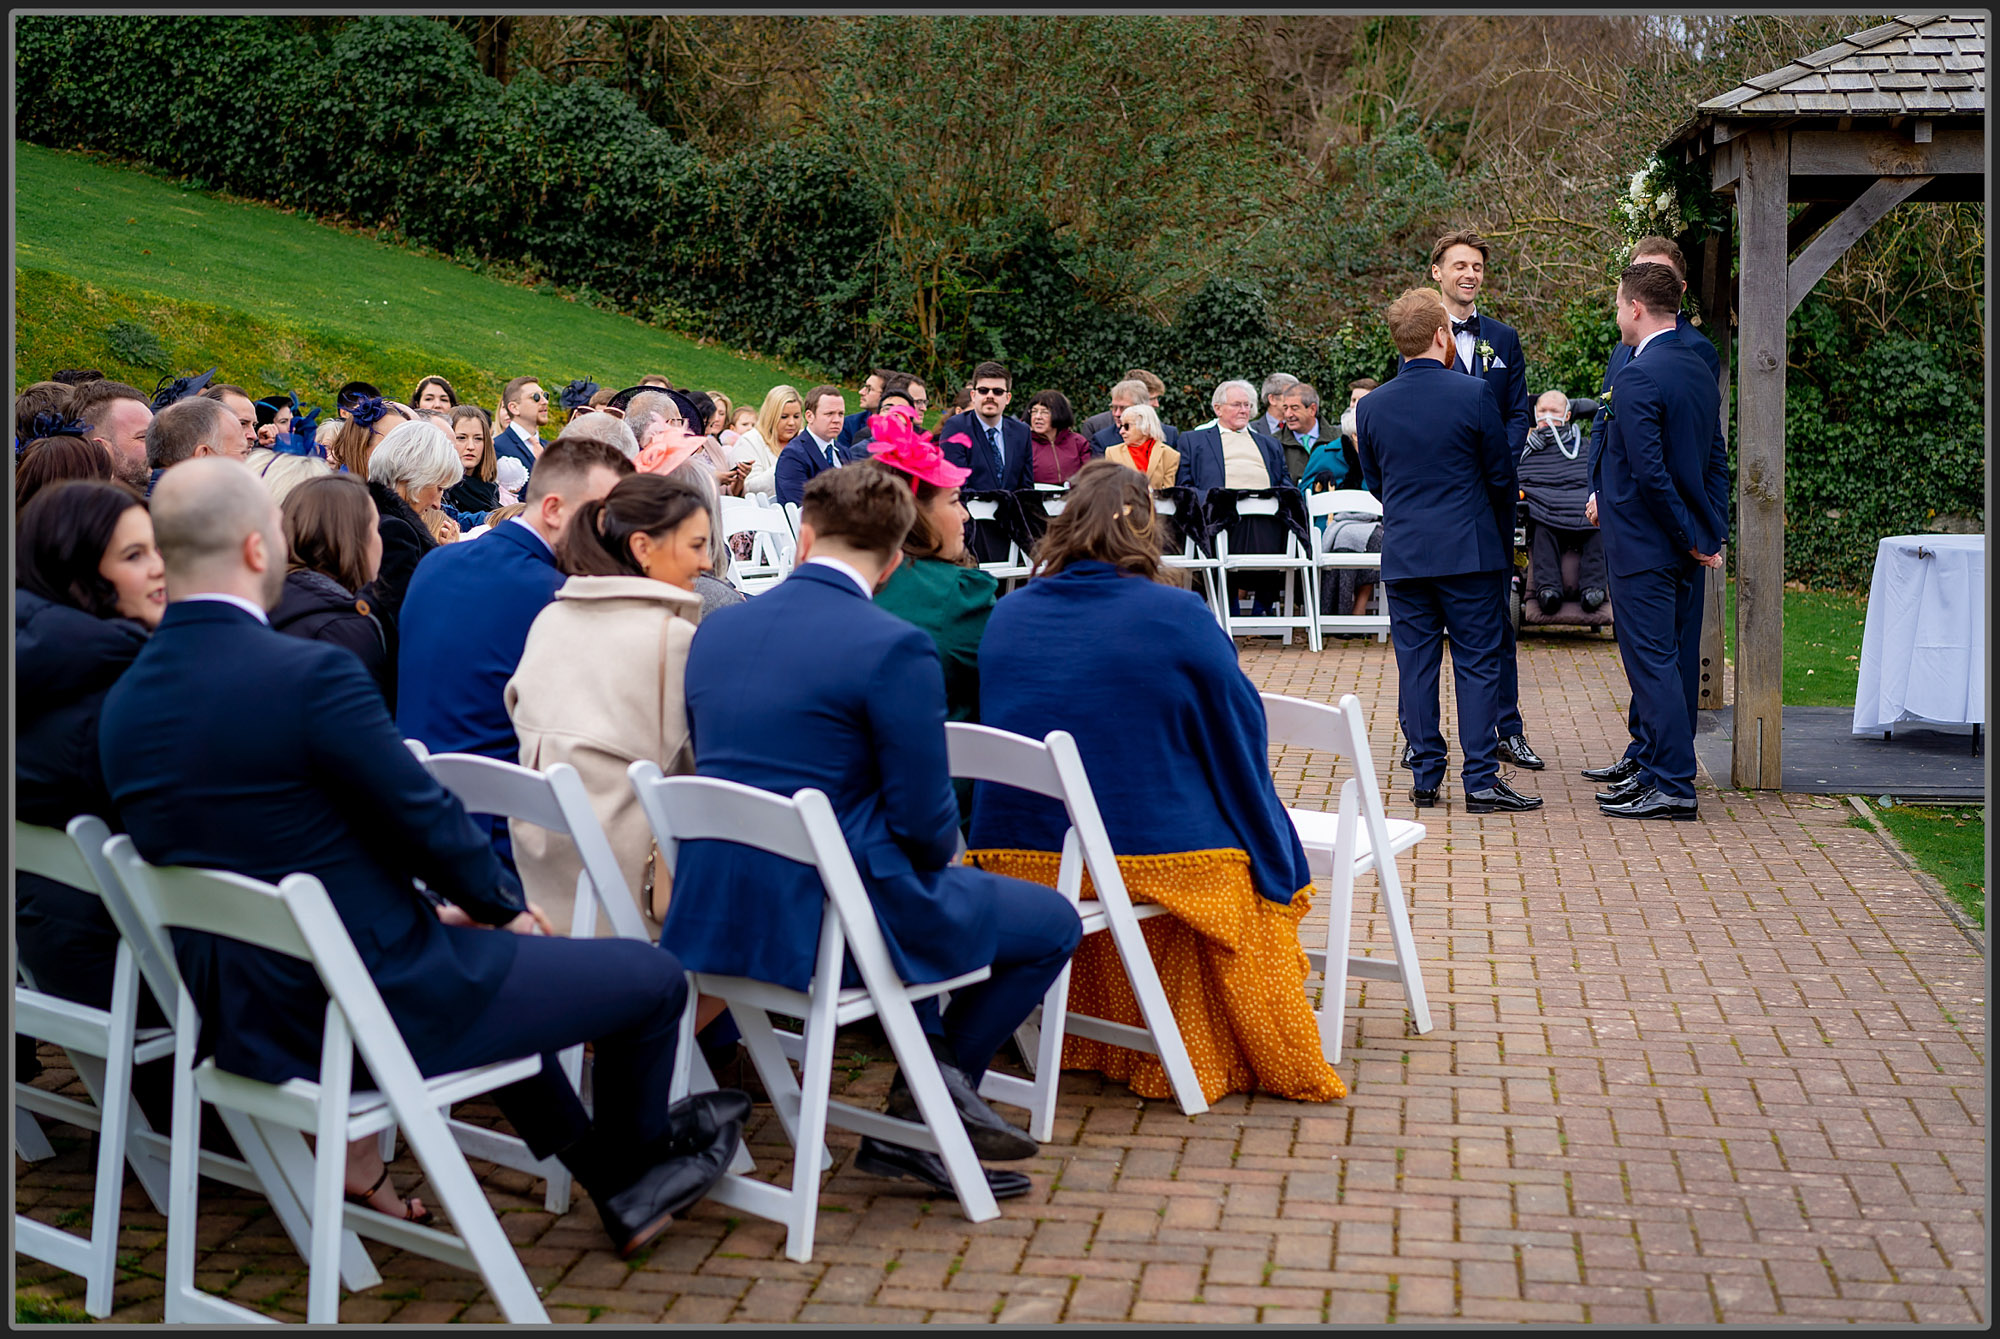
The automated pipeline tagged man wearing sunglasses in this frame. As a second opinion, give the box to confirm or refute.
[495,376,550,477]
[937,362,1032,492]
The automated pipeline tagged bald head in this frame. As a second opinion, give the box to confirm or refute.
[151,457,288,608]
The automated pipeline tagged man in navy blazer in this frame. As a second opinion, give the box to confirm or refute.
[663,466,1081,1199]
[773,383,851,506]
[493,375,550,477]
[1586,263,1727,820]
[832,367,889,452]
[938,361,1034,491]
[97,459,744,1258]
[1358,290,1542,814]
[1172,380,1292,494]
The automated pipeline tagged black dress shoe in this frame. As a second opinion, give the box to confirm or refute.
[1580,756,1641,783]
[1579,587,1607,612]
[1496,734,1545,770]
[1599,785,1698,821]
[1410,786,1439,808]
[596,1118,743,1259]
[1536,587,1563,611]
[853,1136,1032,1200]
[1400,742,1416,771]
[1465,780,1543,813]
[1595,775,1647,804]
[885,1041,1039,1162]
[641,1089,753,1163]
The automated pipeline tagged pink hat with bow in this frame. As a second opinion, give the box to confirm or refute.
[866,405,972,489]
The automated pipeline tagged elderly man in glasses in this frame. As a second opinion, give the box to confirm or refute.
[495,376,551,477]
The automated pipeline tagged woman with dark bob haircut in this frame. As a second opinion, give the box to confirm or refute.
[965,459,1346,1106]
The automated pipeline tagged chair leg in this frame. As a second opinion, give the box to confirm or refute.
[1101,926,1208,1119]
[392,1098,549,1322]
[84,1049,138,1316]
[732,1004,827,1173]
[161,1028,260,1323]
[873,996,998,1224]
[1318,867,1357,1065]
[779,1004,842,1262]
[14,1103,57,1161]
[306,1039,354,1323]
[1375,858,1434,1035]
[235,1113,379,1292]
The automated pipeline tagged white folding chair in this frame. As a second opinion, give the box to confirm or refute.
[1155,495,1225,627]
[945,724,1207,1136]
[630,763,1001,1264]
[98,836,549,1324]
[14,818,378,1316]
[964,498,1033,589]
[1307,489,1390,643]
[1216,495,1322,649]
[1259,693,1433,1062]
[780,500,803,540]
[721,495,796,594]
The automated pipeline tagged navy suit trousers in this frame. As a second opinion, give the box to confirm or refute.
[1496,567,1524,737]
[1386,572,1507,792]
[415,936,688,1160]
[1608,560,1703,798]
[910,872,1081,1081]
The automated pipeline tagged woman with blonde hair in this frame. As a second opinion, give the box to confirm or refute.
[444,404,500,516]
[727,384,802,499]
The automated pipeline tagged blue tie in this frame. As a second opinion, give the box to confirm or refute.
[986,426,1002,472]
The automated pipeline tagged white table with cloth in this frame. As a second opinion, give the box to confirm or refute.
[1852,533,1985,736]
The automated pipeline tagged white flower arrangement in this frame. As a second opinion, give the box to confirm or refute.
[1622,157,1680,236]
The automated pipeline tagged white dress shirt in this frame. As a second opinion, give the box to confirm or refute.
[804,555,873,600]
[178,592,271,624]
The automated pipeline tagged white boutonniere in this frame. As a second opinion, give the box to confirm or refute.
[1475,338,1497,374]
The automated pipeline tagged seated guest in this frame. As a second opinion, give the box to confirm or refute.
[145,394,252,494]
[937,362,1032,492]
[445,405,501,516]
[728,384,800,500]
[867,410,995,823]
[1175,379,1294,613]
[69,378,155,492]
[98,459,745,1255]
[1278,383,1356,491]
[411,375,458,414]
[664,466,1082,1199]
[365,421,462,690]
[506,474,710,935]
[243,406,335,507]
[1103,403,1180,489]
[14,380,75,449]
[326,395,411,478]
[272,475,389,698]
[1519,389,1608,612]
[834,368,891,450]
[15,432,115,515]
[1025,390,1090,485]
[772,384,849,506]
[493,377,549,476]
[967,460,1346,1105]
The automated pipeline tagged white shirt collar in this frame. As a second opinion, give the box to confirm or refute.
[177,592,271,625]
[804,555,873,600]
[509,513,556,556]
[1634,327,1671,359]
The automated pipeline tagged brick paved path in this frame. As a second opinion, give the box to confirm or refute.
[16,631,1986,1323]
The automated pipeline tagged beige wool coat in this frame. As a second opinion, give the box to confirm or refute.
[504,575,703,936]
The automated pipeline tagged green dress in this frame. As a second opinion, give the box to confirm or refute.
[875,556,999,824]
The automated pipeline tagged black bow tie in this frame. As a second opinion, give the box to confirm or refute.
[1451,317,1478,336]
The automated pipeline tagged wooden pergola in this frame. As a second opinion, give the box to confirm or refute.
[1661,12,1986,788]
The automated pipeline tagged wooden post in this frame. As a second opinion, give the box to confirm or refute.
[1698,225,1731,711]
[1732,130,1788,789]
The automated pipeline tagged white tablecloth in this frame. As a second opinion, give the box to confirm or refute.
[1852,534,1985,733]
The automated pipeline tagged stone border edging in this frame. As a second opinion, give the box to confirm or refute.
[1845,794,1986,954]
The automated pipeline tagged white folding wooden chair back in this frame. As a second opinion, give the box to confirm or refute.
[630,763,1001,1263]
[1258,692,1432,1062]
[944,724,1207,1137]
[98,836,549,1324]
[1216,495,1322,649]
[721,496,796,593]
[1306,489,1390,642]
[963,498,1032,588]
[1154,496,1225,627]
[406,742,649,1214]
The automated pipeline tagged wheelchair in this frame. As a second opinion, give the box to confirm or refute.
[1511,496,1614,636]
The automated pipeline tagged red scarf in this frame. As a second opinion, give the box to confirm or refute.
[1129,438,1156,474]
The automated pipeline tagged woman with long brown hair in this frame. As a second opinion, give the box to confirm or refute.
[272,475,389,698]
[965,458,1345,1106]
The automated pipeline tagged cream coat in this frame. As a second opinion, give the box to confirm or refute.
[504,575,702,936]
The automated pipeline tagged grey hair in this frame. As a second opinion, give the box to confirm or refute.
[665,456,731,577]
[367,419,464,490]
[149,456,279,577]
[1211,379,1257,410]
[1118,402,1164,442]
[559,408,640,460]
[1259,372,1300,404]
[1109,378,1151,408]
[620,391,676,456]
[1290,382,1321,410]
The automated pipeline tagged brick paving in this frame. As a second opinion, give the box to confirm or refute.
[15,630,1986,1323]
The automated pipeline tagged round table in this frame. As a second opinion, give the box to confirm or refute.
[1852,533,1985,735]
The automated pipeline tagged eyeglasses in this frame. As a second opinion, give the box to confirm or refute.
[910,399,929,409]
[659,415,686,429]
[526,393,547,403]
[974,385,1007,397]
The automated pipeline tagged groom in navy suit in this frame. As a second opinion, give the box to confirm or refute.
[1429,228,1544,774]
[937,362,1033,492]
[1358,290,1541,815]
[1587,262,1728,819]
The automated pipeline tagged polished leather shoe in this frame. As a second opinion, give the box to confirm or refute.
[1579,587,1608,612]
[1599,785,1698,821]
[1595,775,1647,804]
[1466,780,1543,813]
[886,1049,1039,1162]
[1496,734,1545,770]
[641,1089,753,1163]
[1580,756,1641,783]
[1410,786,1439,807]
[853,1136,1032,1200]
[1535,587,1563,611]
[597,1118,743,1259]
[1400,742,1416,770]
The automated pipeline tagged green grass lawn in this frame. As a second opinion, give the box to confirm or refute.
[14,141,823,415]
[1721,579,1868,707]
[1851,800,1987,928]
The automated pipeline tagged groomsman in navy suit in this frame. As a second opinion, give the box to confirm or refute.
[1358,290,1542,814]
[1428,228,1544,774]
[1581,235,1726,794]
[1586,263,1728,819]
[938,362,1033,492]
[773,384,850,506]
[493,376,549,477]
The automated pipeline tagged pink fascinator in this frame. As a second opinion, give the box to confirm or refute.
[634,418,708,476]
[867,407,972,489]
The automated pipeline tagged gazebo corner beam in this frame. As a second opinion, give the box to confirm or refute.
[1787,174,1935,313]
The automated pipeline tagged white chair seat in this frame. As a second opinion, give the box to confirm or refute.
[1283,807,1427,879]
[1307,489,1390,643]
[196,1055,544,1141]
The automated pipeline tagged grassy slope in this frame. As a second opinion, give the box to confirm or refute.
[1721,580,1868,708]
[13,141,821,414]
[1852,801,1987,929]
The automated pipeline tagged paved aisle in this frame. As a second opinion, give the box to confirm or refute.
[16,632,1985,1323]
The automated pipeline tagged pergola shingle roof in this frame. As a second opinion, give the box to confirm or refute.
[1699,13,1985,117]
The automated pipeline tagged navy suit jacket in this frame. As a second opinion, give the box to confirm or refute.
[1088,421,1178,456]
[493,423,541,476]
[773,430,847,506]
[834,408,871,452]
[938,412,1033,492]
[1591,329,1728,579]
[1356,358,1514,582]
[1172,425,1292,494]
[396,520,565,760]
[661,564,997,993]
[1456,312,1533,451]
[1591,310,1721,473]
[98,602,527,1085]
